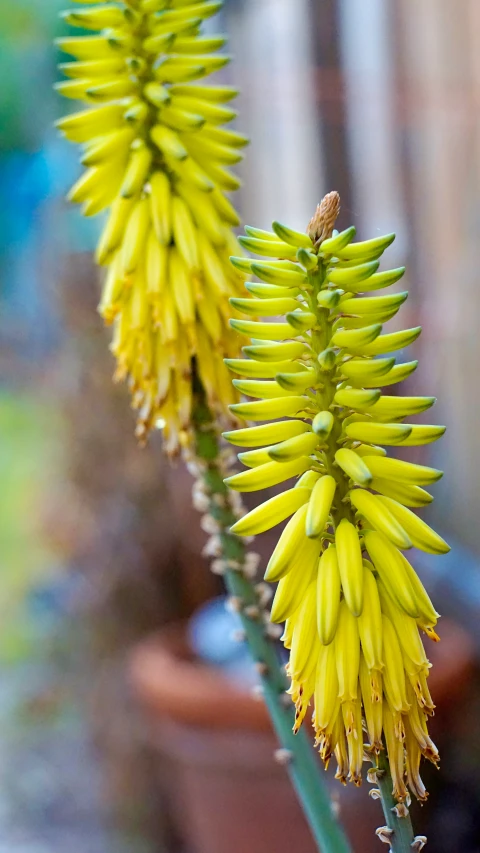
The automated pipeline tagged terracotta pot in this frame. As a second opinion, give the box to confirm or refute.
[129,619,474,853]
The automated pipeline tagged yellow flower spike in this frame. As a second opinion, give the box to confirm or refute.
[57,0,247,450]
[225,191,449,800]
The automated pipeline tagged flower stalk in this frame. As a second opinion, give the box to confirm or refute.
[371,749,416,852]
[191,382,352,853]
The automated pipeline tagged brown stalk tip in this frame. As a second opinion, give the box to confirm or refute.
[307,191,341,245]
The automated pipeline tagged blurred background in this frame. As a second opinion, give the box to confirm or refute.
[1,0,479,851]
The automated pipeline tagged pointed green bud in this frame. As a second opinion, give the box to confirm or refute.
[317,348,336,371]
[312,410,334,439]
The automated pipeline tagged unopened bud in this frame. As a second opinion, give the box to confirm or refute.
[244,604,260,621]
[317,289,341,310]
[317,347,336,372]
[330,792,341,818]
[200,514,220,534]
[210,559,226,576]
[202,535,222,558]
[274,748,293,766]
[254,582,273,606]
[265,623,283,640]
[231,629,246,643]
[307,191,341,244]
[251,685,264,701]
[225,596,242,613]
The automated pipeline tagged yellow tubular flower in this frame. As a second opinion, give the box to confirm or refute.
[56,0,248,452]
[225,191,449,802]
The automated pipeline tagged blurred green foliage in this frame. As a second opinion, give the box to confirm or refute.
[0,390,61,662]
[0,0,64,150]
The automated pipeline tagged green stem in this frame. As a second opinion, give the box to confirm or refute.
[374,751,415,852]
[192,388,352,853]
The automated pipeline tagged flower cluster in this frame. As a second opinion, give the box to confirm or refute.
[224,192,449,802]
[56,0,246,451]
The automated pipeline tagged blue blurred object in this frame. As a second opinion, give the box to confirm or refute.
[0,151,50,257]
[188,596,258,686]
